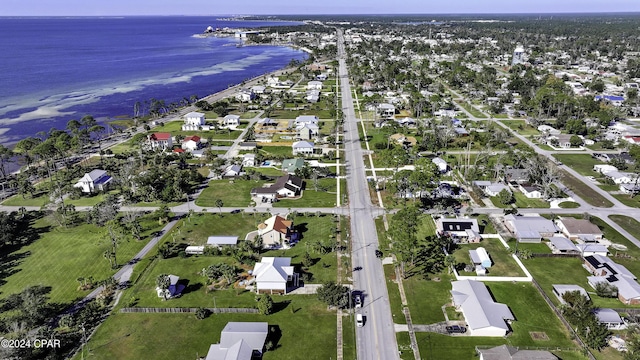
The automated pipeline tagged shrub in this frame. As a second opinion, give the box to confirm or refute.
[195,307,210,320]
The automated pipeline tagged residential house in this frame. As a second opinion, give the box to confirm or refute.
[585,254,640,305]
[205,322,268,360]
[296,123,319,140]
[473,181,510,197]
[238,142,257,151]
[593,309,627,330]
[552,284,589,304]
[256,215,295,248]
[257,118,278,127]
[606,171,638,184]
[242,153,256,167]
[595,95,625,106]
[156,275,184,299]
[235,89,255,102]
[181,135,201,151]
[207,236,239,248]
[74,169,112,193]
[593,164,619,175]
[281,158,305,174]
[432,157,448,173]
[504,214,558,243]
[620,183,640,194]
[548,236,579,254]
[147,133,173,151]
[307,81,323,90]
[377,103,396,119]
[250,174,304,200]
[294,115,319,126]
[222,165,242,178]
[223,114,241,127]
[292,141,315,155]
[436,217,480,238]
[518,183,543,199]
[451,280,514,337]
[537,125,561,135]
[306,90,320,103]
[251,85,266,95]
[556,218,603,241]
[576,243,608,257]
[395,117,416,127]
[184,111,205,126]
[503,168,529,184]
[547,134,574,148]
[477,345,557,360]
[252,257,298,294]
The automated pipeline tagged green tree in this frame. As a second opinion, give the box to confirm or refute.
[257,294,275,315]
[156,274,171,300]
[316,281,350,309]
[498,189,514,205]
[569,135,583,147]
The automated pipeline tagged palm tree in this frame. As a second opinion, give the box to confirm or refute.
[215,199,223,216]
[156,274,171,300]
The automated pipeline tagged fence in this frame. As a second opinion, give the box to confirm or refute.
[530,278,596,360]
[530,253,581,258]
[120,307,259,314]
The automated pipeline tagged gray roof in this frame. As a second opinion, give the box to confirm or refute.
[593,308,623,324]
[478,345,557,360]
[552,284,589,302]
[207,236,239,246]
[505,215,558,239]
[451,280,513,332]
[549,237,578,252]
[292,141,314,148]
[220,322,268,350]
[86,169,108,181]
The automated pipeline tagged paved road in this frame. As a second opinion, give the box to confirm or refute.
[337,29,400,360]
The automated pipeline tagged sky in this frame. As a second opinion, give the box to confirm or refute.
[3,0,640,16]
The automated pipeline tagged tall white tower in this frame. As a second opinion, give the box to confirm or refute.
[512,45,525,66]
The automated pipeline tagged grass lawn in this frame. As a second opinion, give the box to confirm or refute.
[500,120,540,136]
[417,215,437,239]
[0,213,163,305]
[489,193,550,209]
[258,145,293,158]
[245,166,284,177]
[2,192,50,206]
[397,332,414,360]
[195,179,267,207]
[166,213,262,245]
[609,215,640,242]
[403,273,455,324]
[559,201,581,208]
[343,313,357,360]
[612,194,640,208]
[77,297,337,360]
[415,282,580,360]
[476,214,496,234]
[452,240,525,277]
[273,178,343,208]
[384,265,406,324]
[553,154,604,176]
[457,100,487,118]
[559,170,613,208]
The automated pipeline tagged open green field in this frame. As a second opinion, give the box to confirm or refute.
[559,201,581,208]
[76,297,337,360]
[456,100,487,118]
[406,280,580,359]
[452,239,525,277]
[404,273,455,325]
[195,179,267,207]
[0,213,163,305]
[489,192,550,209]
[384,265,407,324]
[500,120,540,136]
[612,194,640,208]
[273,178,344,208]
[609,215,640,242]
[559,170,613,208]
[553,154,604,176]
[258,145,293,158]
[167,212,262,245]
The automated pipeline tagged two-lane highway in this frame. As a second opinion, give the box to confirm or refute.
[337,28,400,360]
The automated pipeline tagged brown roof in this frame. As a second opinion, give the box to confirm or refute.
[273,216,292,234]
[150,132,171,141]
[559,218,603,236]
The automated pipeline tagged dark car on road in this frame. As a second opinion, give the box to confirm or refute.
[375,249,383,258]
[446,325,466,334]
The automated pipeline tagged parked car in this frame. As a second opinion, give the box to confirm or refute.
[375,249,383,258]
[445,325,466,334]
[356,314,364,327]
[354,294,362,309]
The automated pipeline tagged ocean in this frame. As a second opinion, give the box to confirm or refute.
[0,16,307,144]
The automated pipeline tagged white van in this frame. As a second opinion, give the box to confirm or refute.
[356,314,364,327]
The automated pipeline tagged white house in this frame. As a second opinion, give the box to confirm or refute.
[223,114,241,127]
[576,243,608,257]
[593,164,618,174]
[207,236,239,248]
[235,89,255,102]
[252,257,298,294]
[504,214,558,243]
[184,111,205,126]
[294,115,319,126]
[518,183,543,199]
[296,123,319,140]
[74,169,112,193]
[242,153,256,167]
[222,164,242,178]
[156,274,183,299]
[606,171,638,184]
[593,309,627,330]
[292,141,314,155]
[377,103,396,119]
[556,218,603,241]
[147,133,173,151]
[181,135,201,151]
[205,322,268,360]
[432,157,448,173]
[307,81,323,90]
[552,284,590,304]
[451,280,514,337]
